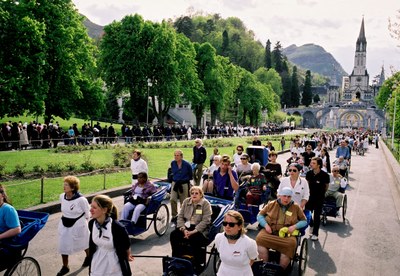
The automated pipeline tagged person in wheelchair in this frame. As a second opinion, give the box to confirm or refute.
[326,165,347,214]
[233,153,252,183]
[202,155,221,194]
[0,184,21,271]
[234,162,268,208]
[170,186,212,274]
[121,172,157,225]
[256,187,307,271]
[333,156,348,178]
[213,155,239,200]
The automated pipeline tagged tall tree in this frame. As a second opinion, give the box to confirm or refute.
[254,67,283,96]
[221,30,229,56]
[302,70,313,106]
[291,66,300,107]
[264,39,272,69]
[174,16,194,39]
[272,41,283,74]
[1,0,103,121]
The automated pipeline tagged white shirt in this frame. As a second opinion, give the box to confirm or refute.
[130,158,148,175]
[215,233,258,276]
[278,176,310,205]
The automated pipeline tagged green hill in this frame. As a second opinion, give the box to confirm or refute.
[283,43,347,86]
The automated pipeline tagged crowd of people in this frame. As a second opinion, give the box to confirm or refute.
[0,129,379,275]
[0,120,287,151]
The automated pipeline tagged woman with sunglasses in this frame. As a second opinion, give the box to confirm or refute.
[215,210,258,276]
[169,186,212,274]
[277,163,309,210]
[234,153,252,182]
[233,145,244,167]
[256,187,307,271]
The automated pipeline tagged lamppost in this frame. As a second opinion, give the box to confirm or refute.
[236,99,241,127]
[146,78,152,125]
[391,88,397,150]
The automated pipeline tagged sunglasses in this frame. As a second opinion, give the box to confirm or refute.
[222,221,239,227]
[288,169,298,172]
[191,192,200,195]
[332,170,339,172]
[240,158,248,160]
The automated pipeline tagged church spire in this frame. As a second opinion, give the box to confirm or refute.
[356,17,367,52]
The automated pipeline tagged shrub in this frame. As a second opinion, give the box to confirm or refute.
[65,162,77,171]
[13,164,27,177]
[81,152,96,171]
[113,147,131,167]
[47,162,65,173]
[33,165,45,176]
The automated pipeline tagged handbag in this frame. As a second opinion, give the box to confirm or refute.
[61,213,85,228]
[128,196,146,205]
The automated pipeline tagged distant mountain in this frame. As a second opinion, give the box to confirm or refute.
[283,43,347,86]
[82,16,104,40]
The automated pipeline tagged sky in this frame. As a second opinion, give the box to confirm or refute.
[72,0,400,79]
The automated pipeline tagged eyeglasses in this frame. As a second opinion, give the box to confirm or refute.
[288,169,298,172]
[191,192,200,195]
[222,221,238,227]
[240,158,247,160]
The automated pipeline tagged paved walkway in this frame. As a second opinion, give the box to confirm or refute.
[5,141,400,276]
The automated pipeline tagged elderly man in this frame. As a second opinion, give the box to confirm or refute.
[192,138,207,186]
[326,165,347,213]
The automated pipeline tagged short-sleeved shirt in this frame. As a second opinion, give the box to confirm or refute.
[0,203,20,234]
[213,169,238,200]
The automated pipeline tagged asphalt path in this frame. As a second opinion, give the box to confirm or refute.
[3,143,400,276]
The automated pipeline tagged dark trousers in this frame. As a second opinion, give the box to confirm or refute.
[307,204,323,236]
[170,228,208,270]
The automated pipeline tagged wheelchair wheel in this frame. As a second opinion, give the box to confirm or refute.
[322,213,327,226]
[298,238,308,276]
[342,195,347,222]
[154,203,169,236]
[6,256,41,276]
[213,248,221,274]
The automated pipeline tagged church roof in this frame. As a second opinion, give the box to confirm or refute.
[356,17,367,45]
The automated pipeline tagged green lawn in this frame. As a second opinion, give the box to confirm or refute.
[1,135,300,209]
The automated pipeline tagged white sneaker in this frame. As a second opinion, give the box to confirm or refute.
[311,235,318,241]
[308,227,313,236]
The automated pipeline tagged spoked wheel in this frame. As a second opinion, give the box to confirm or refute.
[213,248,221,274]
[6,257,41,276]
[322,213,327,226]
[342,195,347,222]
[154,204,169,236]
[298,238,308,276]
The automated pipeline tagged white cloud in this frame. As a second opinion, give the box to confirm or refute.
[73,0,400,77]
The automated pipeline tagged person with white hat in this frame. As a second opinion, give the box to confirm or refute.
[255,186,307,271]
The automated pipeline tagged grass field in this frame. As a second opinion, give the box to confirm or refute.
[1,133,304,209]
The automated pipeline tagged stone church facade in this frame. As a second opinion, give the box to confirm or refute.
[287,18,386,131]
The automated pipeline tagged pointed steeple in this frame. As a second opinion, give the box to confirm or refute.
[378,65,385,86]
[356,17,367,52]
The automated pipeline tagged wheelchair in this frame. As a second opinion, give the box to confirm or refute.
[163,197,234,275]
[119,181,170,237]
[1,210,49,276]
[251,210,310,276]
[322,190,347,226]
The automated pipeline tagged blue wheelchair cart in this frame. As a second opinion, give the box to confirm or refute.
[119,181,171,237]
[0,210,49,276]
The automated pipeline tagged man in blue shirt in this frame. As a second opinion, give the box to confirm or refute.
[336,140,350,160]
[213,155,239,200]
[170,150,193,226]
